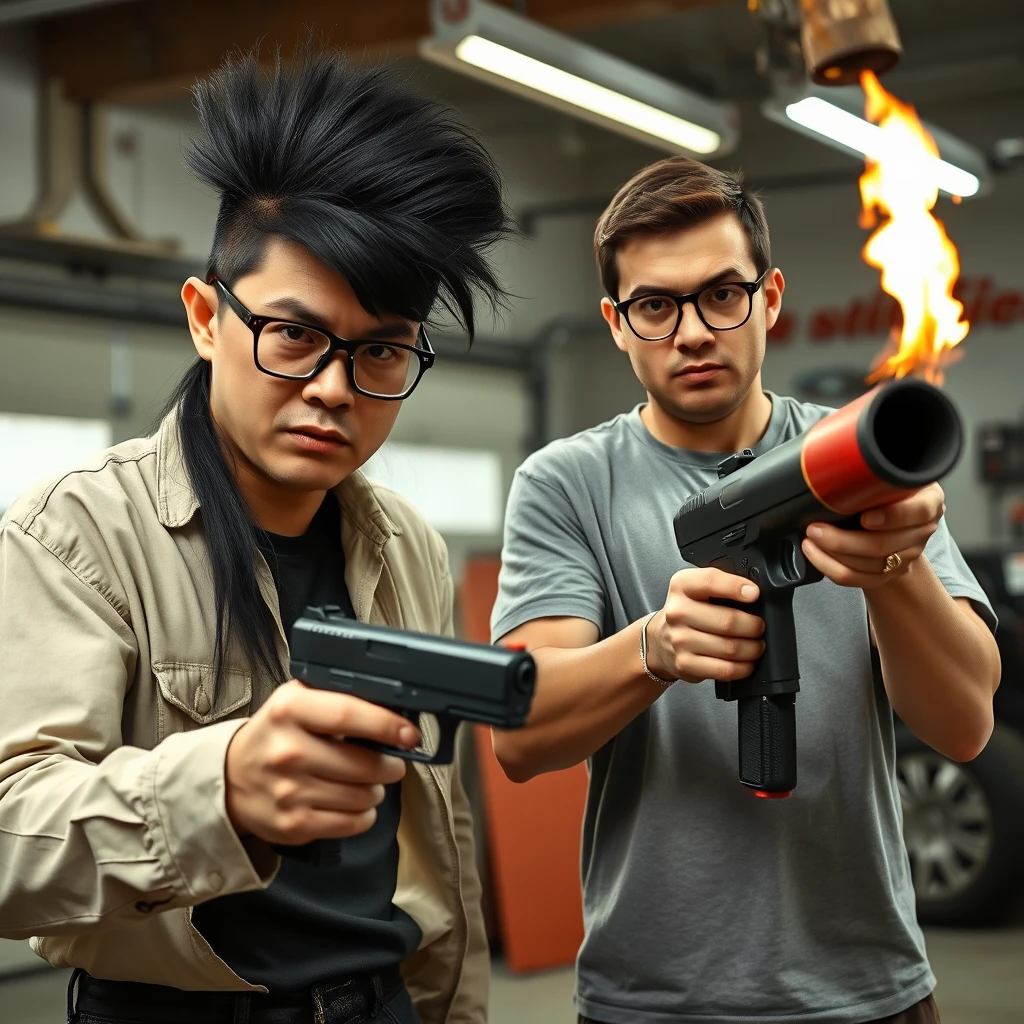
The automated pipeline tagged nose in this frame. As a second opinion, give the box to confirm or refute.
[301,352,356,409]
[673,301,716,352]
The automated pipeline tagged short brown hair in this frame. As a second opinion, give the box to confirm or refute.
[594,156,771,299]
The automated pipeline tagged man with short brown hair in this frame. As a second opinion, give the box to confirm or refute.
[491,155,999,1024]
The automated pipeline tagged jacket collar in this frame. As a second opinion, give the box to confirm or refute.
[156,407,200,529]
[155,407,403,544]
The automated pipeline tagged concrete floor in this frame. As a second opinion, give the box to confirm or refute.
[3,928,1023,1023]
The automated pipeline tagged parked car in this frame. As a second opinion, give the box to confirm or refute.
[890,547,1024,926]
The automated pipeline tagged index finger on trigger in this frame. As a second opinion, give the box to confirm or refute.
[717,567,760,604]
[291,689,421,749]
[689,566,760,604]
[687,599,765,639]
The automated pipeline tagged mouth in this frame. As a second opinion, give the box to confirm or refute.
[675,363,726,382]
[286,426,350,453]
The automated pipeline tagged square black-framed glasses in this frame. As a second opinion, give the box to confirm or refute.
[612,269,771,341]
[210,277,436,400]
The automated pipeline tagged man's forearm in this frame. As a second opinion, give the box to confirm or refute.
[866,558,999,762]
[491,618,666,782]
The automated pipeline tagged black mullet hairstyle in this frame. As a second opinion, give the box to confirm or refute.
[163,42,513,691]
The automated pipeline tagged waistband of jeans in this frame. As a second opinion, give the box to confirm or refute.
[73,964,404,1024]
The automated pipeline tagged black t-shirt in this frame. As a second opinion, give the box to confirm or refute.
[192,497,422,991]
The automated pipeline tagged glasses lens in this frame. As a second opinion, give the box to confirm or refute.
[697,284,752,330]
[258,323,331,377]
[352,343,421,397]
[627,296,678,340]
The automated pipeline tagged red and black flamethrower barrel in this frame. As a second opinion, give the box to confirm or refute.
[673,379,963,797]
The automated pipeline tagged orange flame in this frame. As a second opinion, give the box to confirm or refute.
[860,70,969,385]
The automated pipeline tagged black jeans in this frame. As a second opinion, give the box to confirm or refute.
[68,966,420,1024]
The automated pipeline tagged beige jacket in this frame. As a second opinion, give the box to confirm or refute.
[0,411,488,1022]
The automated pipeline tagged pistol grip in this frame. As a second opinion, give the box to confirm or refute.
[737,693,797,796]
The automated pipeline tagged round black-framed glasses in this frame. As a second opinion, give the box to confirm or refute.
[612,269,771,341]
[210,277,435,400]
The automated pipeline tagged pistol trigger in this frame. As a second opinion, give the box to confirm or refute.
[432,716,458,765]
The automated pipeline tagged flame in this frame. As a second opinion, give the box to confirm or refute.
[859,70,969,384]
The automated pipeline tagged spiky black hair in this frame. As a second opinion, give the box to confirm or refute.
[188,43,512,333]
[169,44,513,692]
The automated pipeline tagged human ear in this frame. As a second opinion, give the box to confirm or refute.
[601,297,630,354]
[762,268,786,332]
[182,277,219,363]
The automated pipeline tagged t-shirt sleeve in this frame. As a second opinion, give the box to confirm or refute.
[491,467,605,642]
[925,517,997,632]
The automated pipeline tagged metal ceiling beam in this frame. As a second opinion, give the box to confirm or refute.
[0,234,199,282]
[0,77,181,264]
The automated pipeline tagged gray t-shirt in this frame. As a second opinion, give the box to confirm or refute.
[491,393,995,1024]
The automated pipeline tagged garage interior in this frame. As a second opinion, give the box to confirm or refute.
[1,0,1024,1021]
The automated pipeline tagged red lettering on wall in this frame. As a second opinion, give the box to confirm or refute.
[768,274,1020,345]
[990,292,1023,324]
[767,310,796,343]
[810,309,840,342]
[842,299,867,337]
[863,291,885,335]
[888,299,904,331]
[963,277,993,328]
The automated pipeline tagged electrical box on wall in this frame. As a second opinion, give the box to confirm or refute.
[978,423,1024,484]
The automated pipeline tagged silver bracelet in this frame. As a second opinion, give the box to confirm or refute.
[640,611,676,686]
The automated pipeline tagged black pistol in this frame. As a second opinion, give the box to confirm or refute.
[290,605,536,765]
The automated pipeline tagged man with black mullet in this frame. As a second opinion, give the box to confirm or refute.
[0,46,511,1024]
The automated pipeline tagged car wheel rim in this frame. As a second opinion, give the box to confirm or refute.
[898,751,993,902]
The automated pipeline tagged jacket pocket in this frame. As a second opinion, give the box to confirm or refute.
[152,662,252,734]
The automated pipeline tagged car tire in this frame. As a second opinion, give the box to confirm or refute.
[897,722,1024,926]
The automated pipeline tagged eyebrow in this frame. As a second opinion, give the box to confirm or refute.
[262,297,417,341]
[625,267,751,300]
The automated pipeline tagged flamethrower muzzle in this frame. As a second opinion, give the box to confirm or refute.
[802,378,962,514]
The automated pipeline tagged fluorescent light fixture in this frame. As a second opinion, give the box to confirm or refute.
[785,96,979,196]
[762,84,991,198]
[421,0,737,159]
[453,35,722,154]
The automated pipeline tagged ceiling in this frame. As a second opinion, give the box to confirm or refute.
[10,1,1024,208]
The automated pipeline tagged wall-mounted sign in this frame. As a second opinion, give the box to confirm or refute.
[768,276,1023,345]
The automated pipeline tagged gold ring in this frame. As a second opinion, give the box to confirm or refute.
[883,552,903,574]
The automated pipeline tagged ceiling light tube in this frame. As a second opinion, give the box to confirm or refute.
[762,85,990,198]
[421,0,737,159]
